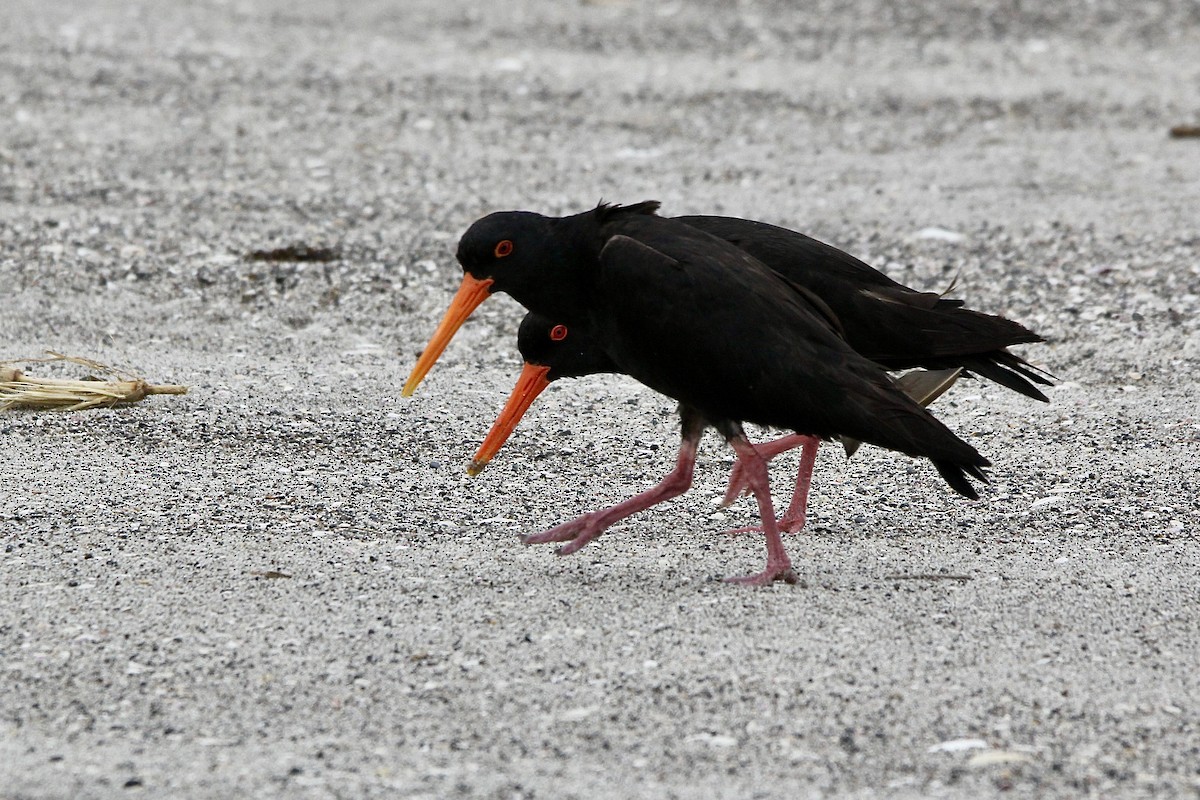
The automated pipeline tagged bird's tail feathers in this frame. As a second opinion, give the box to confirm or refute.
[959,352,1055,402]
[933,459,989,499]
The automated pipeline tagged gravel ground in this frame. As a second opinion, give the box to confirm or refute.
[2,1,1199,798]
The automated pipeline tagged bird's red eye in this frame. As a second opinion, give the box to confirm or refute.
[494,240,514,258]
[549,325,568,341]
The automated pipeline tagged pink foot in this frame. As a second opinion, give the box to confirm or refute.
[522,415,704,559]
[719,432,797,586]
[778,511,808,534]
[720,435,820,536]
[521,512,607,555]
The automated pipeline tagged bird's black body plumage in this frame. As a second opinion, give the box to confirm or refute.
[456,204,990,498]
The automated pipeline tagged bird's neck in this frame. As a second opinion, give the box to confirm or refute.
[529,212,609,324]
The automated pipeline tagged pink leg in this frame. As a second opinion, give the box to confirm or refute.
[777,437,820,531]
[723,435,820,535]
[722,434,798,586]
[522,415,704,556]
[722,434,811,507]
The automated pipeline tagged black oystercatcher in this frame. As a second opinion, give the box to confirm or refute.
[404,204,1049,402]
[405,203,991,584]
[469,313,961,540]
[405,203,1047,533]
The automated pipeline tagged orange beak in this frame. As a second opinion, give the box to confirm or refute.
[467,362,552,476]
[402,274,495,397]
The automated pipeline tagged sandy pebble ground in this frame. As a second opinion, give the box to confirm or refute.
[2,1,1199,797]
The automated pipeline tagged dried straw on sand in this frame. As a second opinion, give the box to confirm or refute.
[0,352,187,412]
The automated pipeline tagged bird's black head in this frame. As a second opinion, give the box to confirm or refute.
[455,210,592,321]
[467,313,619,476]
[516,313,619,382]
[454,202,661,322]
[405,210,568,397]
[405,202,657,398]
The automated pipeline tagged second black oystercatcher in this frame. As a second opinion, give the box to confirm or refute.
[468,312,961,540]
[404,204,991,584]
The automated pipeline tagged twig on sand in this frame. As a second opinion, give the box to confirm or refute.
[0,352,187,412]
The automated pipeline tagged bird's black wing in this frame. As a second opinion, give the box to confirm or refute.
[676,215,919,294]
[678,215,1052,400]
[591,221,988,495]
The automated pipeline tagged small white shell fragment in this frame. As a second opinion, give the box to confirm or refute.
[559,706,599,722]
[927,738,988,753]
[913,227,967,243]
[1028,496,1064,510]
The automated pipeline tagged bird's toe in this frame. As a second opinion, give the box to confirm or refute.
[778,516,807,534]
[718,524,763,537]
[521,525,576,545]
[522,512,602,546]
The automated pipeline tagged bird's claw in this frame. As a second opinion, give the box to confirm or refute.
[779,514,806,534]
[720,463,753,507]
[556,539,587,556]
[521,512,608,554]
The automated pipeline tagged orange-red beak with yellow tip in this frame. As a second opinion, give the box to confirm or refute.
[467,362,553,476]
[402,274,495,397]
